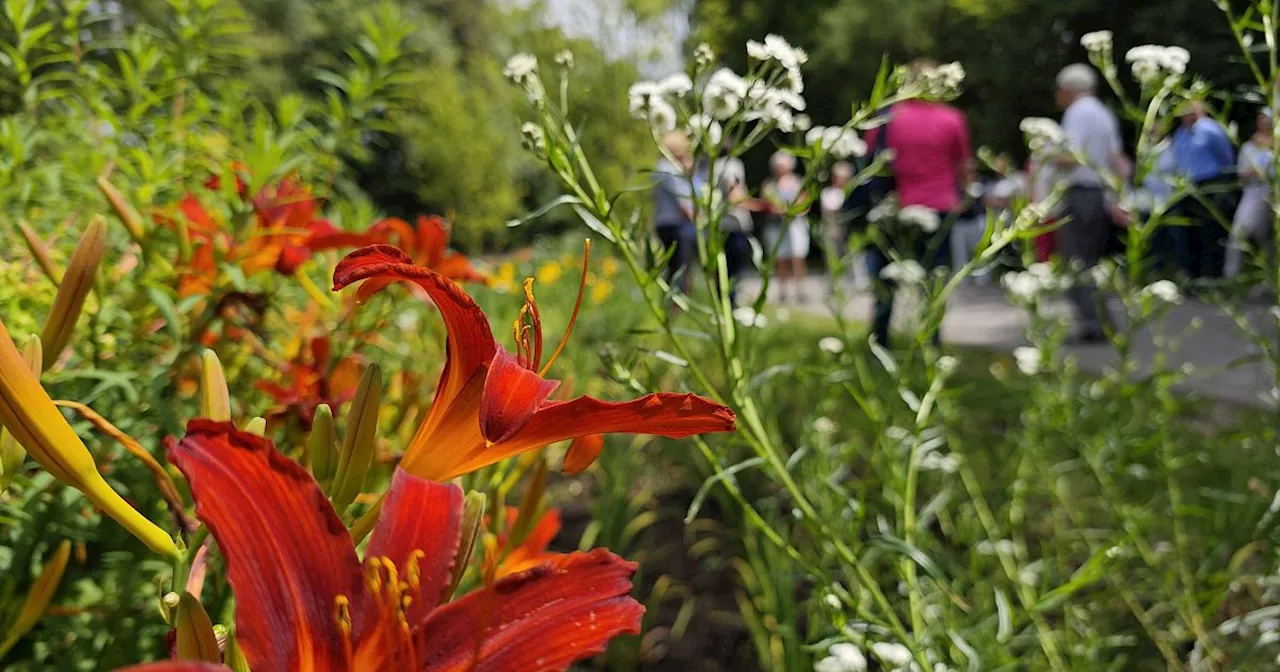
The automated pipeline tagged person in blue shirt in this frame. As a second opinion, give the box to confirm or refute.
[1170,98,1238,278]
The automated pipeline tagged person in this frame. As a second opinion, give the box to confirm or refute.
[1134,124,1181,274]
[1225,107,1274,277]
[821,162,854,261]
[1170,98,1236,278]
[714,146,755,306]
[863,58,973,346]
[1052,63,1129,343]
[653,131,697,294]
[762,151,811,304]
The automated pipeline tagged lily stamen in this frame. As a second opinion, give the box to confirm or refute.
[539,240,591,377]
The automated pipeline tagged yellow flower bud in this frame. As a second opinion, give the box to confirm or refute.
[96,175,146,243]
[330,364,381,513]
[174,592,221,663]
[40,216,107,370]
[0,540,71,659]
[0,336,40,490]
[0,318,179,559]
[17,220,63,285]
[199,350,231,422]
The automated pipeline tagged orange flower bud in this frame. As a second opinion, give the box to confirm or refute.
[96,174,146,242]
[40,216,107,370]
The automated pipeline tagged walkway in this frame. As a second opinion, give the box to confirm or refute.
[738,274,1277,408]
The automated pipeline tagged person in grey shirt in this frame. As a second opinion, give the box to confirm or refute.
[1053,63,1130,343]
[654,131,697,293]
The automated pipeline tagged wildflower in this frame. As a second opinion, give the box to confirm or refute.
[591,279,614,304]
[694,42,715,67]
[1014,346,1041,375]
[1142,279,1182,304]
[936,355,959,375]
[748,34,807,70]
[732,306,768,328]
[332,245,735,482]
[520,122,547,153]
[703,68,747,119]
[898,205,940,233]
[503,52,538,83]
[1125,45,1190,84]
[628,81,661,114]
[1080,30,1113,55]
[0,319,179,558]
[554,49,574,69]
[746,39,769,61]
[658,72,693,98]
[871,642,913,667]
[536,261,563,285]
[1019,117,1066,153]
[818,336,844,354]
[919,62,965,98]
[119,421,644,672]
[880,260,926,284]
[687,113,723,148]
[642,98,679,133]
[806,126,867,159]
[814,417,837,434]
[815,642,867,672]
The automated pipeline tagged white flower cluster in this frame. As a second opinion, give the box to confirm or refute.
[815,643,866,672]
[1125,45,1191,85]
[1080,30,1113,55]
[1014,346,1041,375]
[871,642,913,668]
[1001,263,1067,302]
[806,126,867,159]
[919,450,959,473]
[1019,117,1066,153]
[554,49,574,70]
[503,53,545,104]
[732,306,768,328]
[694,42,716,68]
[746,34,808,85]
[814,417,838,434]
[917,62,966,99]
[898,205,941,233]
[686,113,723,148]
[748,85,808,132]
[628,75,691,133]
[880,260,927,284]
[519,122,546,153]
[703,68,748,119]
[818,336,845,354]
[1141,279,1183,304]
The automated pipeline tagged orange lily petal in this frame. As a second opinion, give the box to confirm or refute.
[449,393,736,479]
[365,470,463,621]
[333,245,496,437]
[418,549,643,672]
[496,509,562,579]
[167,420,365,672]
[563,433,604,474]
[416,215,448,268]
[115,664,227,672]
[479,349,559,444]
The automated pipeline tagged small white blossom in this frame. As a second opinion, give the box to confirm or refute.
[1080,30,1113,54]
[694,42,716,67]
[807,126,867,159]
[703,68,747,119]
[936,355,959,375]
[746,39,769,61]
[871,642,913,667]
[1142,279,1182,304]
[898,205,940,233]
[814,417,837,434]
[646,99,678,132]
[503,53,538,82]
[880,260,926,284]
[824,593,841,609]
[1125,45,1191,84]
[1020,117,1066,153]
[733,306,768,328]
[977,539,1017,555]
[814,643,868,672]
[1002,272,1039,301]
[519,122,546,153]
[919,451,959,473]
[764,34,808,69]
[793,114,812,132]
[687,113,723,148]
[918,61,965,98]
[868,199,898,224]
[554,49,574,69]
[658,72,694,98]
[1014,346,1041,375]
[819,337,845,354]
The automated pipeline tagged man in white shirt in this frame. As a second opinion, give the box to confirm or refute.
[1053,64,1129,343]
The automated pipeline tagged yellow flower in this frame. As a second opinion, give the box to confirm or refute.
[492,262,517,293]
[536,261,563,285]
[602,256,620,278]
[591,279,615,304]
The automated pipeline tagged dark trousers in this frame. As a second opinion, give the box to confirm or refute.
[657,223,697,291]
[1059,186,1112,334]
[723,231,752,307]
[1169,176,1236,279]
[865,228,950,346]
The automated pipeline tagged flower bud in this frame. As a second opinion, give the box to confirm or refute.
[96,174,146,243]
[0,540,70,659]
[0,317,179,559]
[510,457,548,544]
[307,403,337,487]
[242,417,266,436]
[330,364,381,513]
[17,220,63,284]
[174,592,221,662]
[199,350,230,422]
[443,491,487,604]
[40,216,107,370]
[0,336,41,490]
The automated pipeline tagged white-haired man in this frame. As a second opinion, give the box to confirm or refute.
[1053,63,1129,343]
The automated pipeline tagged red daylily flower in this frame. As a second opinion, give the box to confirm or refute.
[331,244,736,481]
[256,337,362,427]
[306,215,486,299]
[118,421,643,672]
